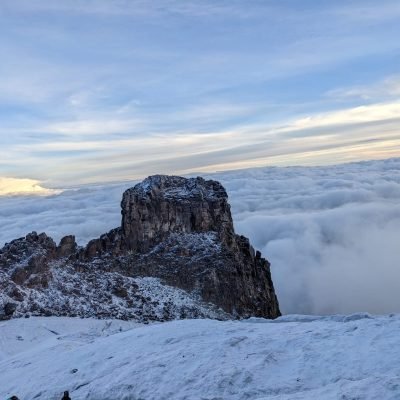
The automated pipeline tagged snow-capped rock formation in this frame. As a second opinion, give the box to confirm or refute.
[0,175,280,321]
[121,175,235,252]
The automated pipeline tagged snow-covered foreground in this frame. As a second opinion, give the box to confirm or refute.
[1,315,399,400]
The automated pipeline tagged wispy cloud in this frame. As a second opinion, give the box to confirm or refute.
[327,75,400,101]
[1,1,400,185]
[2,98,400,185]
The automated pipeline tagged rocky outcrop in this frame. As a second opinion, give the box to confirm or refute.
[57,235,77,257]
[121,176,235,252]
[0,175,280,321]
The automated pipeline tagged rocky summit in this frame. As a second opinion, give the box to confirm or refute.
[0,175,280,322]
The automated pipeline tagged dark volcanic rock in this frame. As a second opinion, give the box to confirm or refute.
[121,176,235,252]
[0,175,280,321]
[0,302,17,320]
[57,235,77,257]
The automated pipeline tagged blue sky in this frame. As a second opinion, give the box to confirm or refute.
[1,0,400,192]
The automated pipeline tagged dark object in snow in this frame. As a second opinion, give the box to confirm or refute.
[8,396,19,400]
[0,175,281,321]
[61,391,71,400]
[0,302,17,320]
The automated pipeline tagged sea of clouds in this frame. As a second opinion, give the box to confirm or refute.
[1,158,400,315]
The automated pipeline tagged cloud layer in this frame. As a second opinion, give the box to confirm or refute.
[212,158,400,315]
[1,158,399,315]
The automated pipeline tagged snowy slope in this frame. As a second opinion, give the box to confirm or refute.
[1,315,400,399]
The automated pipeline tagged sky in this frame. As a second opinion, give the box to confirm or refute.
[1,0,400,192]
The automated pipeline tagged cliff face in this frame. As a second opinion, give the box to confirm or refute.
[0,175,280,321]
[121,176,234,252]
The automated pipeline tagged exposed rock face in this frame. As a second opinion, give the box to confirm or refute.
[57,235,77,257]
[0,175,280,321]
[121,176,234,252]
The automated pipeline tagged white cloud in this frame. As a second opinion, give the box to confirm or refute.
[0,177,60,196]
[44,118,145,136]
[284,101,400,130]
[327,75,400,101]
[212,158,400,315]
[3,98,400,187]
[0,181,129,246]
[1,158,400,315]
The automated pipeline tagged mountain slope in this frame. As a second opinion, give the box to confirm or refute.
[1,314,399,399]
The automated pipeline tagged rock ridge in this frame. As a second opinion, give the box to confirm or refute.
[0,175,280,321]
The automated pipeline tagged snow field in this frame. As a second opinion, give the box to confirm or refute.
[1,314,400,399]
